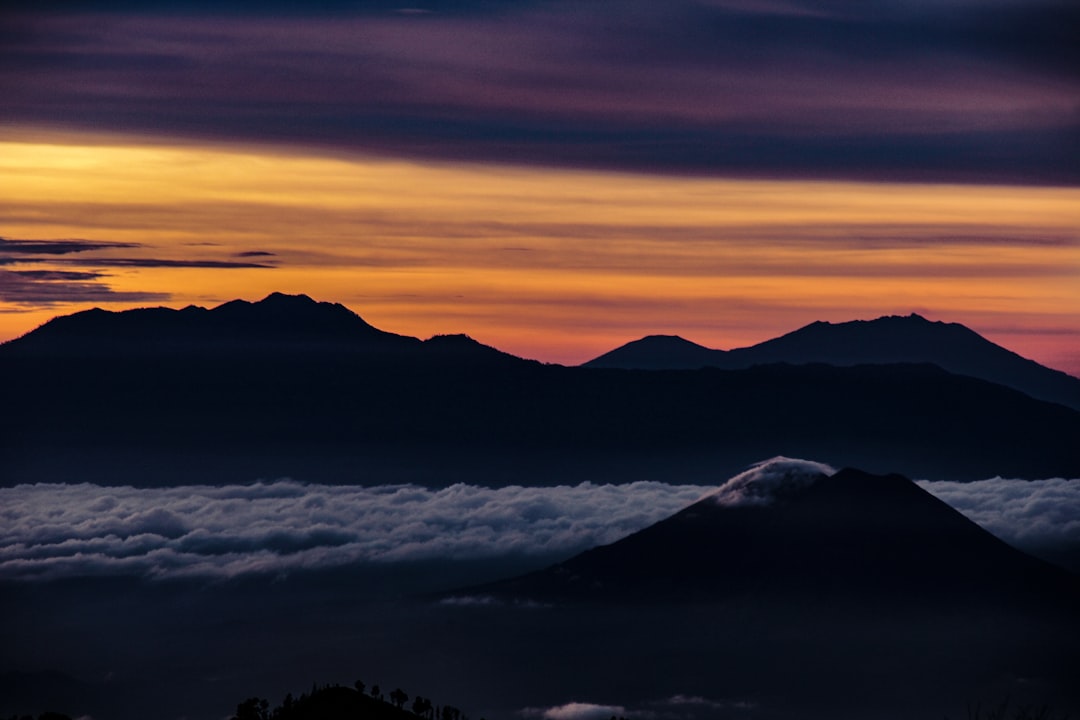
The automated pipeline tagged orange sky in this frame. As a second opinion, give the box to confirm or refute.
[1,129,1078,374]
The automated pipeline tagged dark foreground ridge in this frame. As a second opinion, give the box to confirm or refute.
[3,294,1080,484]
[459,464,1080,607]
[227,679,480,720]
[584,313,1080,411]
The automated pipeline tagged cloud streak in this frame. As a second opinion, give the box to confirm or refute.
[0,268,170,306]
[521,703,627,720]
[0,235,273,307]
[0,236,139,256]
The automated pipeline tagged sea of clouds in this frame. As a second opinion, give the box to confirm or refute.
[0,480,713,581]
[915,476,1080,571]
[2,465,1078,581]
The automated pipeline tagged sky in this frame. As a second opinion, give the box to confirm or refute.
[1,0,1078,371]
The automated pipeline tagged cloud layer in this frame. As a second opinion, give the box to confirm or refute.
[0,480,713,581]
[917,477,1080,572]
[3,471,1079,582]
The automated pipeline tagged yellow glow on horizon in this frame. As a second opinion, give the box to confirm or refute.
[1,129,1078,372]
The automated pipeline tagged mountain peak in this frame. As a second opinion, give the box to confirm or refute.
[583,334,720,369]
[585,312,1080,410]
[707,456,835,507]
[423,333,531,365]
[461,461,1078,606]
[258,291,316,305]
[2,292,416,356]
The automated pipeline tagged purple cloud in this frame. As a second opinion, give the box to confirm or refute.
[2,1,1077,183]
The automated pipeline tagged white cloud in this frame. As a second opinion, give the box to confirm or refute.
[0,479,713,581]
[3,463,1077,582]
[916,477,1080,572]
[706,456,835,507]
[521,702,627,720]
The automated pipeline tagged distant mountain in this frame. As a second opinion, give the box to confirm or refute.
[3,297,1080,485]
[584,314,1080,411]
[1,292,523,366]
[1,292,417,356]
[460,458,1080,606]
[585,334,719,370]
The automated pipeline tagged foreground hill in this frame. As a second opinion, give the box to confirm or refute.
[3,295,1080,485]
[584,314,1080,411]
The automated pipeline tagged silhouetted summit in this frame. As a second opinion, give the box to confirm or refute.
[463,459,1079,605]
[2,292,421,357]
[583,334,717,370]
[585,313,1080,410]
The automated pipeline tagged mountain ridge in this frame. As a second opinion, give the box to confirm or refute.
[584,313,1080,411]
[0,292,530,366]
[3,295,1080,485]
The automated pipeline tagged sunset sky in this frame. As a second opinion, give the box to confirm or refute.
[1,0,1078,372]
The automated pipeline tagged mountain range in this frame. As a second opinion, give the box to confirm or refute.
[2,293,1079,485]
[584,314,1080,412]
[4,296,1079,720]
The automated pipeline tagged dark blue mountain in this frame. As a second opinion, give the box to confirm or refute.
[461,461,1079,606]
[3,297,1080,485]
[2,292,416,356]
[584,314,1080,411]
[2,292,526,365]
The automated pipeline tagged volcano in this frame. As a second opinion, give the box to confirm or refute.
[460,458,1080,607]
[584,314,1080,411]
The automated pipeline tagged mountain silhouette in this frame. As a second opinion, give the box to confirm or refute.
[2,292,420,356]
[2,292,527,368]
[584,314,1080,411]
[459,458,1080,606]
[586,334,719,370]
[3,296,1080,485]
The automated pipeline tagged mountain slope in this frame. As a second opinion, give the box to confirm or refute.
[584,314,1080,411]
[461,459,1079,606]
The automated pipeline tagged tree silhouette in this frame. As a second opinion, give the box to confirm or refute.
[231,697,269,720]
[412,696,434,719]
[227,675,482,720]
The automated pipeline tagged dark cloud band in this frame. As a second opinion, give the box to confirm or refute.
[0,237,274,307]
[3,0,1077,184]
